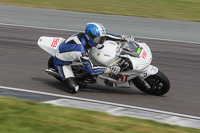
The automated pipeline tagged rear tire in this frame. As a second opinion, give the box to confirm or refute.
[48,56,62,81]
[48,56,54,69]
[133,71,170,96]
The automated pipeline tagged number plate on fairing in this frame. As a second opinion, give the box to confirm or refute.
[37,36,65,56]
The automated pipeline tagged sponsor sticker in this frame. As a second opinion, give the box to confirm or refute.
[141,50,147,59]
[151,66,158,73]
[143,73,147,77]
[135,66,139,69]
[137,48,142,54]
[109,73,130,82]
[104,54,111,57]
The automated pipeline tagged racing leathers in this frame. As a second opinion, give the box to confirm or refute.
[54,32,125,93]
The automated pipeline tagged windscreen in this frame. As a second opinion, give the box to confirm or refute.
[120,40,142,57]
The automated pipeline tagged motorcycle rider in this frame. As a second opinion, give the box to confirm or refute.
[54,22,133,93]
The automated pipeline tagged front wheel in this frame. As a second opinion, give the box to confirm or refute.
[132,71,170,96]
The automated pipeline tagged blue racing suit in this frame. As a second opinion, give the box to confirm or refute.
[54,32,124,81]
[53,32,124,93]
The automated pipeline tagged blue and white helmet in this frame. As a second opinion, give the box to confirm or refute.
[85,22,106,49]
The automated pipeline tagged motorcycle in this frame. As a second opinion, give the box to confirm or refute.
[37,36,170,96]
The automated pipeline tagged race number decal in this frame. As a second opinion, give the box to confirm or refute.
[109,73,130,82]
[51,38,60,47]
[141,51,147,59]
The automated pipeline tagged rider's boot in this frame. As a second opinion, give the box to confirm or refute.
[63,77,79,94]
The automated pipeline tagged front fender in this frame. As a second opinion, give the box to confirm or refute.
[139,65,159,78]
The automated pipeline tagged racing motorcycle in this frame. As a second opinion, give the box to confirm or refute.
[37,36,170,96]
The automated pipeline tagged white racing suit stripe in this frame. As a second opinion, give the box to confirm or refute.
[57,65,74,81]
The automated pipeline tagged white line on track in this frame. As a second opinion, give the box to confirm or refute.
[1,22,200,45]
[1,85,200,120]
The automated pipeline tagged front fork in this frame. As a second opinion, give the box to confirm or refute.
[138,76,151,89]
[137,65,159,89]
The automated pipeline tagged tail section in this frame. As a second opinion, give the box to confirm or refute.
[37,36,65,56]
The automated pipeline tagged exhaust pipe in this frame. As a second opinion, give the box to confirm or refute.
[45,68,61,78]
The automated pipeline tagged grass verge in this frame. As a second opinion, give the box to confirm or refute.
[1,0,200,22]
[0,96,199,133]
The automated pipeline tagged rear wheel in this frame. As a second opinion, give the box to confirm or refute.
[47,56,62,81]
[133,71,170,96]
[48,56,54,69]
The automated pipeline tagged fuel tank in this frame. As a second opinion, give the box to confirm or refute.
[91,41,120,66]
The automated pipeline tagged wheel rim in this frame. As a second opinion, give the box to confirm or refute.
[146,76,164,94]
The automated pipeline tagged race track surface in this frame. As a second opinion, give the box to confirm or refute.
[0,24,200,116]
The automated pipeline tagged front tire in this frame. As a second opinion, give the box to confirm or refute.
[133,71,170,96]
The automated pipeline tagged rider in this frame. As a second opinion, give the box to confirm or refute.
[54,22,133,93]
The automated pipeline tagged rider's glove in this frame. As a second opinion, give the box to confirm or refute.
[125,35,135,41]
[121,35,134,41]
[110,65,121,75]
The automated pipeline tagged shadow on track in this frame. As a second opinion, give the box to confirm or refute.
[31,77,145,95]
[31,77,67,92]
[78,84,145,95]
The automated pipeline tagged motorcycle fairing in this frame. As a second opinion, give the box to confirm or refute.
[38,36,65,56]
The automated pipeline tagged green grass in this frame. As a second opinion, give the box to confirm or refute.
[1,0,200,22]
[0,96,199,133]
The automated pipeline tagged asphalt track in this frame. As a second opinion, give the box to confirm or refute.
[0,24,200,117]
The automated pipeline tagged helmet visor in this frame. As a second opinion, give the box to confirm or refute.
[94,36,106,44]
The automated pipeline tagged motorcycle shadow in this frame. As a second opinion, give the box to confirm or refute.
[31,77,67,92]
[31,77,145,95]
[79,84,145,95]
